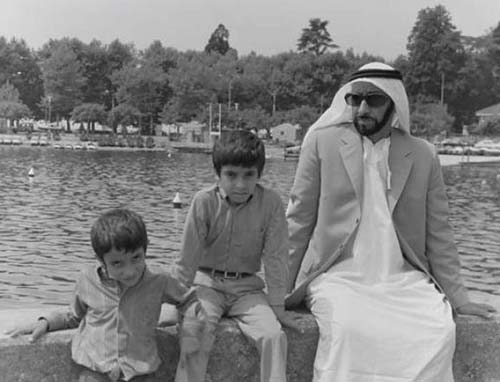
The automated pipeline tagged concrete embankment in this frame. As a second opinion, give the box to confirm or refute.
[1,311,499,382]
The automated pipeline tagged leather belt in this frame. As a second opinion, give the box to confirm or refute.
[199,267,252,280]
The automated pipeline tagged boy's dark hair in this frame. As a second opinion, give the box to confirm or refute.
[90,208,148,261]
[212,130,265,177]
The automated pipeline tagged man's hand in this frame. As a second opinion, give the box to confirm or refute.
[5,319,49,342]
[272,306,304,332]
[456,302,496,319]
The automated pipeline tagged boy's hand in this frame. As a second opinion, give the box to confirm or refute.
[5,319,49,342]
[456,302,496,319]
[272,306,303,332]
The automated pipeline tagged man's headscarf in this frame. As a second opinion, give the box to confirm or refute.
[305,62,410,140]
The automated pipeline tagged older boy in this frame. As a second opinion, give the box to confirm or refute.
[8,208,206,382]
[173,130,300,382]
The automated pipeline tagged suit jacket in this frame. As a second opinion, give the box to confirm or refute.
[285,123,469,310]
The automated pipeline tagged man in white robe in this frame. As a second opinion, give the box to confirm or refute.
[285,62,495,381]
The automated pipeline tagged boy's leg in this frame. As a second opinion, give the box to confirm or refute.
[229,290,287,382]
[175,285,224,382]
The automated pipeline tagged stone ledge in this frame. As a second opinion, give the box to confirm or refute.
[1,311,499,382]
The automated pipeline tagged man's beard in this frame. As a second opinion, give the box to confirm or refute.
[353,103,395,137]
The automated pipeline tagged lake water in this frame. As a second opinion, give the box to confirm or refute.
[1,146,499,310]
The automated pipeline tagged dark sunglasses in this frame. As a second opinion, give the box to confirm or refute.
[344,93,389,107]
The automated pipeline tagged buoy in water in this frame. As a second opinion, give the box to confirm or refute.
[173,192,182,209]
[28,167,35,177]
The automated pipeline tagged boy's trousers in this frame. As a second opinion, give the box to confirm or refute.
[175,272,287,382]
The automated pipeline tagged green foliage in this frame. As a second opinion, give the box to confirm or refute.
[0,81,21,102]
[112,60,167,133]
[0,101,31,120]
[0,82,32,119]
[473,117,500,136]
[297,18,339,56]
[108,103,141,133]
[71,103,107,132]
[1,5,499,138]
[205,24,231,55]
[406,6,465,104]
[40,41,86,120]
[271,105,320,130]
[0,37,44,116]
[225,106,271,131]
[410,101,454,137]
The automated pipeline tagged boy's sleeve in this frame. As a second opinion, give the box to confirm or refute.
[43,274,87,331]
[261,195,289,308]
[161,272,205,318]
[171,193,207,287]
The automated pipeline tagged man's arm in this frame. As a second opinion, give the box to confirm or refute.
[425,148,495,317]
[262,196,302,331]
[286,130,321,292]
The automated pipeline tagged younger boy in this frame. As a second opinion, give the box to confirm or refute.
[8,208,206,382]
[173,130,301,382]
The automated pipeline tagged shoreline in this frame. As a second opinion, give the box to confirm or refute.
[2,133,500,164]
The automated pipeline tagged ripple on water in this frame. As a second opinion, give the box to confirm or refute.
[1,147,499,308]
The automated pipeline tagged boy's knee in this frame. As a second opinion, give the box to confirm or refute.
[256,322,285,342]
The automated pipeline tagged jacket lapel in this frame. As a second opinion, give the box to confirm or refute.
[388,130,413,213]
[339,126,363,202]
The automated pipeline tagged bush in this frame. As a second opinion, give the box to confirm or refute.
[145,136,155,148]
[472,117,500,136]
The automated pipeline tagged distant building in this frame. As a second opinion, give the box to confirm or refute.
[270,123,303,144]
[476,103,500,124]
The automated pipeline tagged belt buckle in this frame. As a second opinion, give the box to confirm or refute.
[223,271,239,280]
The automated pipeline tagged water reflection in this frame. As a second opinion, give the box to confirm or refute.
[0,147,499,309]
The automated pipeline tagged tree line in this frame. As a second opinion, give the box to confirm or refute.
[0,5,499,137]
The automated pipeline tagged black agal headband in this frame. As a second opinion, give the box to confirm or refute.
[348,68,403,82]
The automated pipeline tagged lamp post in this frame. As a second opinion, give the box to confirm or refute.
[48,96,52,123]
[228,78,233,112]
[440,72,445,105]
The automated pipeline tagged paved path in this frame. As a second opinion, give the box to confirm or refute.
[439,154,500,166]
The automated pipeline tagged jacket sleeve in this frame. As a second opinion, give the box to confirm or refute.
[262,195,289,307]
[425,147,469,308]
[285,130,321,293]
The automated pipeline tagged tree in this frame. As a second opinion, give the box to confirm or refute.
[108,103,141,133]
[0,82,31,123]
[487,22,500,98]
[40,41,86,129]
[71,103,107,132]
[405,5,466,129]
[79,40,110,106]
[271,105,320,131]
[161,52,219,123]
[473,116,500,136]
[297,18,339,56]
[0,37,43,117]
[112,60,167,134]
[410,101,454,138]
[205,24,231,55]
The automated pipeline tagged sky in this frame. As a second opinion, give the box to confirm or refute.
[1,0,499,61]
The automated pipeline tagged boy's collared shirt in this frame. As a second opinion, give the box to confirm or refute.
[44,264,198,381]
[174,183,289,307]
